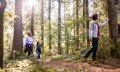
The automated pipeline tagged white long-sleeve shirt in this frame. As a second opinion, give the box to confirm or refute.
[89,20,108,39]
[25,36,34,44]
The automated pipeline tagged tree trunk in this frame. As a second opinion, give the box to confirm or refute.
[31,3,34,36]
[13,0,23,53]
[83,0,85,43]
[48,0,52,50]
[107,0,119,41]
[73,0,76,52]
[58,0,62,54]
[83,0,89,48]
[86,0,89,49]
[75,0,79,50]
[0,0,7,68]
[41,0,44,53]
[64,0,69,54]
[107,0,119,57]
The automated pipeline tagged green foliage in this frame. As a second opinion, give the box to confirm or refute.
[51,53,82,61]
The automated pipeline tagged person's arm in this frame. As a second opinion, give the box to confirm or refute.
[89,23,94,40]
[25,37,28,44]
[98,19,109,26]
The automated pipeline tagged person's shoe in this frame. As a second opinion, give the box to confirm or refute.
[83,56,87,61]
[92,58,96,61]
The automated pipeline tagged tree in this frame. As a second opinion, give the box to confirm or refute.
[83,0,89,48]
[75,0,79,50]
[41,0,44,52]
[12,0,23,53]
[48,0,52,50]
[64,0,69,54]
[58,0,62,54]
[108,0,118,41]
[107,0,119,41]
[31,2,34,36]
[107,0,119,57]
[73,0,76,51]
[0,0,7,68]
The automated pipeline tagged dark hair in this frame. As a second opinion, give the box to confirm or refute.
[37,41,39,47]
[27,32,32,36]
[92,14,98,20]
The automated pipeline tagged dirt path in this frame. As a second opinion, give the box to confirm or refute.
[43,60,80,72]
[43,59,120,72]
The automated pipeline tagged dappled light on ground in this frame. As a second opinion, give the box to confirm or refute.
[5,59,32,72]
[4,55,120,72]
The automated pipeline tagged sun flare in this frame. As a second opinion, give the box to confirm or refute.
[26,0,37,7]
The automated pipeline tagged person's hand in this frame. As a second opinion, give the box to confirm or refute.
[106,19,109,22]
[89,38,92,41]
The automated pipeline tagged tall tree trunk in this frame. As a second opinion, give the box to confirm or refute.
[64,0,69,54]
[75,0,79,50]
[13,0,23,52]
[107,0,118,41]
[73,0,76,52]
[0,0,7,68]
[86,0,89,49]
[83,0,85,43]
[58,0,62,54]
[48,0,52,50]
[83,0,89,48]
[41,0,44,52]
[31,3,34,36]
[107,0,119,57]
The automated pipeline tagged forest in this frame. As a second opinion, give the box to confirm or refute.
[0,0,120,72]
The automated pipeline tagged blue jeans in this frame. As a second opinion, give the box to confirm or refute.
[37,53,40,59]
[36,48,41,59]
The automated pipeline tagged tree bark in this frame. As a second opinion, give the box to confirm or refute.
[83,0,89,48]
[31,3,34,36]
[58,0,62,54]
[107,0,118,41]
[73,0,76,52]
[75,0,79,50]
[12,0,23,52]
[0,0,7,68]
[41,0,44,53]
[107,0,119,57]
[48,0,52,50]
[83,0,86,43]
[64,0,69,54]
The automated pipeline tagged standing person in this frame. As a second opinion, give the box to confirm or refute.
[25,32,34,56]
[36,41,41,59]
[84,14,109,61]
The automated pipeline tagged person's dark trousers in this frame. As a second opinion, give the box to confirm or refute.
[37,53,40,59]
[84,37,98,60]
[28,44,33,56]
[37,48,41,59]
[24,44,28,53]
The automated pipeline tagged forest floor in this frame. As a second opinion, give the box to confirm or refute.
[3,54,120,72]
[43,59,120,72]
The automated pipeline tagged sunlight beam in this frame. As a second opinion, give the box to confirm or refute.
[26,0,37,8]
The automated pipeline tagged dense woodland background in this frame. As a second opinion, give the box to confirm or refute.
[0,0,120,71]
